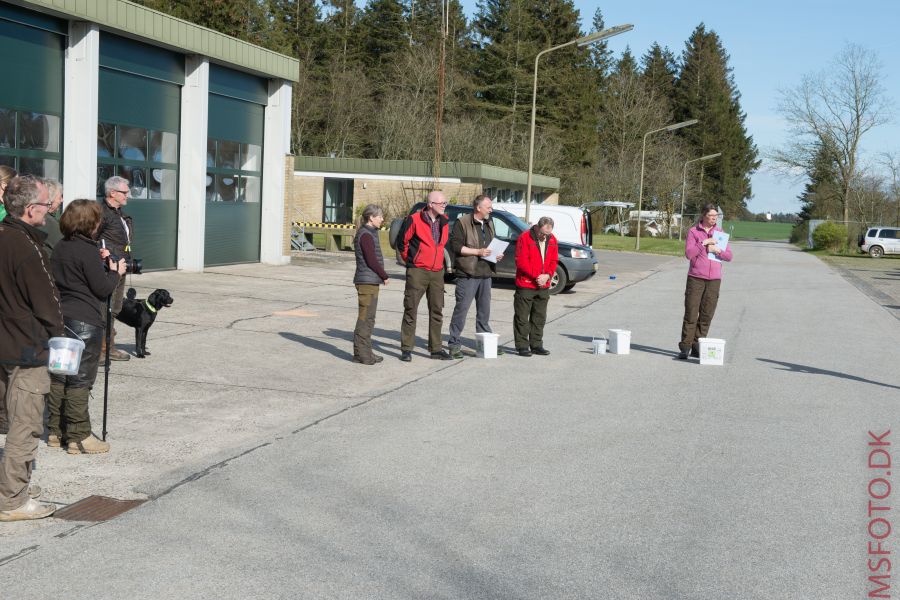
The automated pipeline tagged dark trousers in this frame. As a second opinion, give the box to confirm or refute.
[448,276,492,350]
[401,267,445,353]
[680,276,722,352]
[353,284,380,360]
[48,318,103,443]
[513,287,550,350]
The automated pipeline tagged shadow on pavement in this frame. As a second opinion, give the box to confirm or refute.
[757,358,900,391]
[630,343,680,358]
[279,332,353,361]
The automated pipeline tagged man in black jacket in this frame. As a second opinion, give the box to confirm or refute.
[0,175,62,521]
[97,176,134,361]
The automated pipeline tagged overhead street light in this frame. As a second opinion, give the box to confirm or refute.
[678,152,721,240]
[524,24,634,224]
[635,119,698,250]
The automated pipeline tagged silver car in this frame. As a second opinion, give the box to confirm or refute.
[859,226,900,258]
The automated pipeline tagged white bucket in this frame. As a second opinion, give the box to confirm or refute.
[475,332,499,359]
[47,337,85,375]
[698,338,726,366]
[592,338,607,354]
[608,329,631,355]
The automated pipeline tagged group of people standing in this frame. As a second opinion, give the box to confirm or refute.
[351,191,559,363]
[0,173,135,522]
[352,194,733,364]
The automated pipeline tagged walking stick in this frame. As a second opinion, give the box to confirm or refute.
[102,293,112,441]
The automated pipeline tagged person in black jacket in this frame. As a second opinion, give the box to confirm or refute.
[96,176,134,361]
[48,200,125,455]
[0,175,62,521]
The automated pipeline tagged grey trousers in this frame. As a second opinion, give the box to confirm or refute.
[0,366,49,511]
[448,276,493,349]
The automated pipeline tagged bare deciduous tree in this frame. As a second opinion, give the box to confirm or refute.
[773,43,892,224]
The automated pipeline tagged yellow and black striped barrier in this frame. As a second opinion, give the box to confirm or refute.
[293,222,356,251]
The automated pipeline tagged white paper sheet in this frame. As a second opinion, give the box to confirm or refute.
[482,238,509,263]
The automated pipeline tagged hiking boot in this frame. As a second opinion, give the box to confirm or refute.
[690,345,700,359]
[430,350,453,360]
[67,434,110,455]
[517,348,532,357]
[47,434,62,448]
[531,347,550,356]
[0,498,55,522]
[109,346,130,361]
[400,351,412,362]
[449,348,464,360]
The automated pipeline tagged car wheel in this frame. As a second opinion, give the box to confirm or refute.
[869,245,884,258]
[563,283,576,292]
[549,265,568,295]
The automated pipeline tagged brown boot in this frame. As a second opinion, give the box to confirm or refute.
[102,329,130,361]
[67,434,110,454]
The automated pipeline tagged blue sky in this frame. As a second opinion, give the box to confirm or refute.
[458,0,900,214]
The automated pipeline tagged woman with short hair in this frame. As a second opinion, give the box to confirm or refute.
[352,204,389,364]
[48,200,126,454]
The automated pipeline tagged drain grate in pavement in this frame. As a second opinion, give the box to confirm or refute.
[54,495,147,522]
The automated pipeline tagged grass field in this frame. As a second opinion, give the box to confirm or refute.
[720,220,793,240]
[591,220,793,255]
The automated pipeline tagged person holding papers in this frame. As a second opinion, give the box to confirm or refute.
[447,195,506,359]
[678,203,733,360]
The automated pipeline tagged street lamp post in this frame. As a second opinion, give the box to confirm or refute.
[525,24,633,224]
[635,119,698,250]
[678,152,721,240]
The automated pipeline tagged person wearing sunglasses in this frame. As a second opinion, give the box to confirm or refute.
[96,176,135,361]
[0,175,63,521]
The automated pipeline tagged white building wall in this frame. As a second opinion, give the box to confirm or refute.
[176,55,209,272]
[260,79,292,265]
[62,22,100,204]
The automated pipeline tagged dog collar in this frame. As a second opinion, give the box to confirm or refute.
[144,299,157,314]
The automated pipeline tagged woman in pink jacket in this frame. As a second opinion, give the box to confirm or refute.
[678,203,733,360]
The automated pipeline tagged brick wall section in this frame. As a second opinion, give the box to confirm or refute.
[282,155,294,255]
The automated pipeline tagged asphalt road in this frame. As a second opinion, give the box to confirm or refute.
[1,241,897,599]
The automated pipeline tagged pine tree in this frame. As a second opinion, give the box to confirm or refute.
[673,24,759,217]
[640,43,677,111]
[357,0,407,75]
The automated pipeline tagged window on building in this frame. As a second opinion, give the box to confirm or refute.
[96,123,178,202]
[0,108,61,178]
[323,178,353,223]
[206,139,262,203]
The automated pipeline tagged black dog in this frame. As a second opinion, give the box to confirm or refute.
[115,288,174,358]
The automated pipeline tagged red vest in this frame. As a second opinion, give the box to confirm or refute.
[398,209,449,271]
[515,226,559,289]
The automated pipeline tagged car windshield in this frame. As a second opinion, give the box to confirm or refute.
[493,209,529,231]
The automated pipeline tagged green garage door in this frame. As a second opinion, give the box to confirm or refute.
[98,33,183,270]
[0,5,65,179]
[204,65,266,266]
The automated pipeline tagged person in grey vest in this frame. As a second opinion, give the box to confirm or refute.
[447,194,504,358]
[352,204,389,365]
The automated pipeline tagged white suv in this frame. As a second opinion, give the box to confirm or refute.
[859,226,900,258]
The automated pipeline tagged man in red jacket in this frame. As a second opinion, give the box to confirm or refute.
[513,217,558,357]
[396,191,452,362]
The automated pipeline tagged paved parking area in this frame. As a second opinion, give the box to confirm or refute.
[817,252,900,319]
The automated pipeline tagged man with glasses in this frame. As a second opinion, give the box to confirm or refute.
[97,176,134,361]
[0,175,62,521]
[396,190,453,361]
